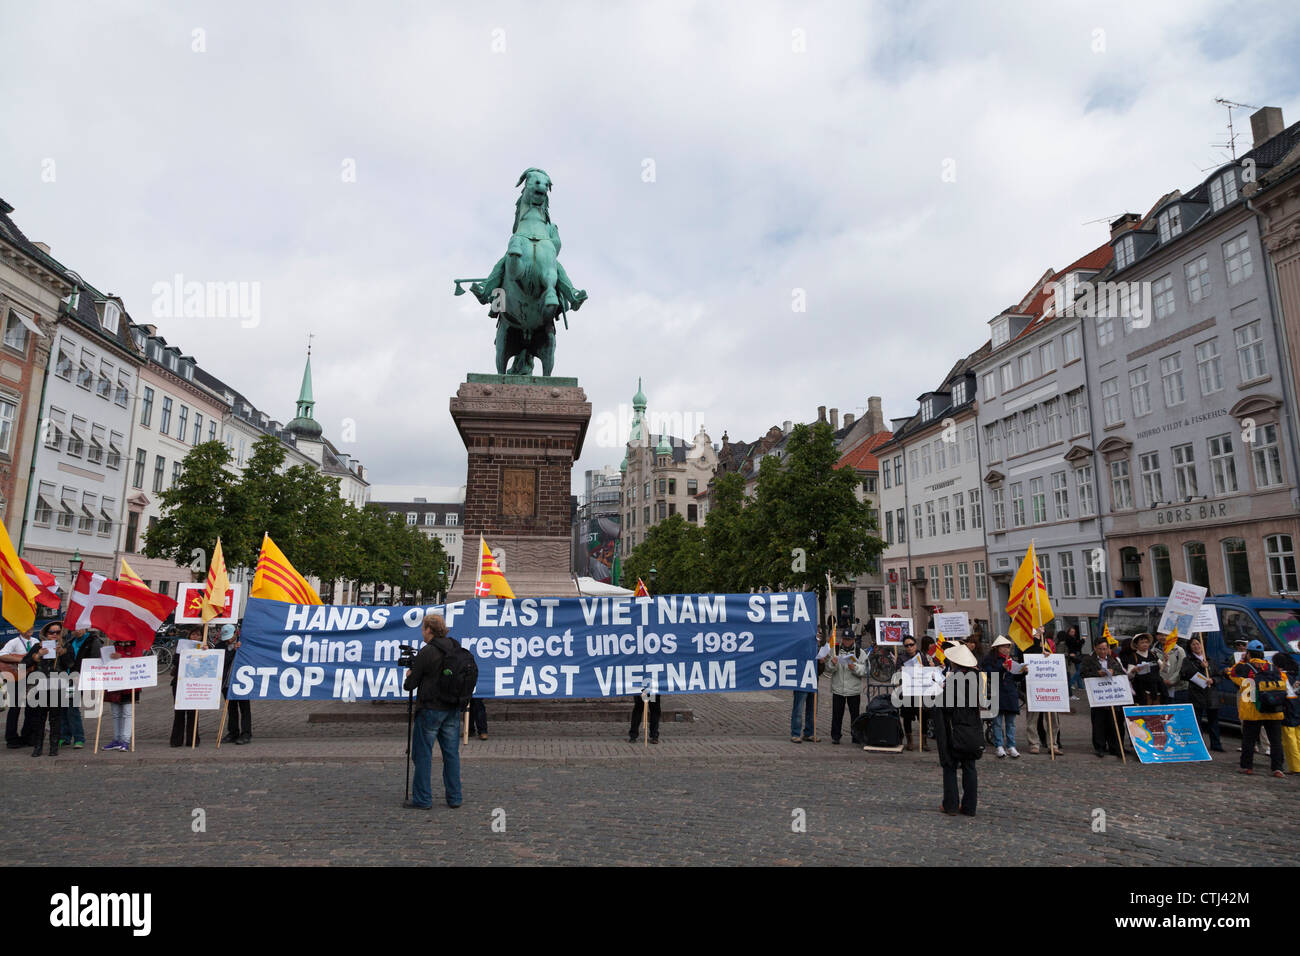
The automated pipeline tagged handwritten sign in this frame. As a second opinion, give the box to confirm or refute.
[82,657,158,692]
[175,649,224,710]
[1025,654,1070,713]
[1158,580,1207,636]
[1085,675,1134,707]
[933,612,970,639]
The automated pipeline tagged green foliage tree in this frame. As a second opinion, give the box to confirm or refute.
[143,441,248,571]
[623,514,707,594]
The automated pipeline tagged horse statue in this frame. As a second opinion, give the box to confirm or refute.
[453,168,588,376]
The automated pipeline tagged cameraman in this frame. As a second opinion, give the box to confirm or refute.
[403,613,463,810]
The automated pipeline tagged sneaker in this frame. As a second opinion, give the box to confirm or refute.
[1008,747,1021,759]
[791,736,802,743]
[649,737,660,745]
[73,741,83,749]
[1028,743,1040,754]
[102,740,121,751]
[628,735,637,744]
[1273,770,1285,778]
[1239,768,1253,775]
[996,746,1007,758]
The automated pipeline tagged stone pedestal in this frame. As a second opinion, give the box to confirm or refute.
[447,374,590,600]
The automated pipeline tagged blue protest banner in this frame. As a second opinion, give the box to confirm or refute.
[227,593,818,701]
[1121,704,1212,763]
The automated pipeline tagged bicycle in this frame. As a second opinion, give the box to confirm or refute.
[869,645,900,683]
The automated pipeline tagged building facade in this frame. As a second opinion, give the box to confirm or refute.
[370,484,464,593]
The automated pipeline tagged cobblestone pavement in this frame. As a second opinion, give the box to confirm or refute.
[3,692,1294,866]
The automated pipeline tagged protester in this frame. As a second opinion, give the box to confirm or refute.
[22,628,61,757]
[823,627,868,745]
[963,632,981,662]
[55,623,96,750]
[169,627,201,748]
[898,635,927,751]
[1179,635,1223,752]
[791,687,817,743]
[1079,635,1124,758]
[468,698,488,741]
[1161,635,1188,704]
[102,640,140,752]
[981,636,1021,759]
[403,613,463,809]
[934,643,983,817]
[1026,629,1062,754]
[1,629,38,749]
[217,623,252,745]
[1272,652,1300,774]
[629,690,661,744]
[1063,625,1084,693]
[1121,632,1166,705]
[1228,640,1286,776]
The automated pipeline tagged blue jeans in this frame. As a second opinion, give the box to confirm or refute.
[791,691,815,738]
[412,708,462,807]
[991,711,1016,749]
[61,703,85,743]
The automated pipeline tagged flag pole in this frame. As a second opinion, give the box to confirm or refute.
[193,621,207,748]
[216,698,229,748]
[1112,706,1127,764]
[130,688,136,752]
[94,688,104,755]
[1030,540,1055,764]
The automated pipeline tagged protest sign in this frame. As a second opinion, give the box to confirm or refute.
[229,593,818,701]
[1025,654,1070,712]
[82,657,157,692]
[875,617,912,647]
[1084,675,1134,707]
[899,664,945,701]
[176,583,242,624]
[176,649,225,710]
[933,612,970,639]
[1157,581,1207,635]
[1122,704,1211,763]
[1191,604,1219,632]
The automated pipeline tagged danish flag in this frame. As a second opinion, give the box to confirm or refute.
[20,558,61,610]
[64,569,176,653]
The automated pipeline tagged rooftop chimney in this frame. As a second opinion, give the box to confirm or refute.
[33,241,50,254]
[1109,213,1141,241]
[817,405,827,423]
[783,420,793,434]
[830,408,839,431]
[1251,107,1284,149]
[843,412,855,429]
[867,396,885,434]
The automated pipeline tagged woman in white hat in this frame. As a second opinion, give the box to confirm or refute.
[935,642,983,816]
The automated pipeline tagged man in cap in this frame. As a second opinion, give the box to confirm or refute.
[1228,639,1286,776]
[824,626,868,745]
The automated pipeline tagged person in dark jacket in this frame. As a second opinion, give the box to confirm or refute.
[56,624,99,749]
[935,643,983,816]
[1063,625,1084,691]
[23,624,63,756]
[1121,632,1166,705]
[216,623,252,744]
[169,626,201,747]
[1178,635,1223,752]
[403,613,463,809]
[981,636,1021,758]
[1079,635,1124,758]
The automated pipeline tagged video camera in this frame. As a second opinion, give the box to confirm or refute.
[397,644,418,668]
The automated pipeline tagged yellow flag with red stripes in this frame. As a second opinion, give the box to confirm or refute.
[633,578,650,597]
[1006,542,1054,651]
[934,632,947,665]
[0,520,40,633]
[475,536,515,599]
[200,538,231,624]
[119,557,146,589]
[251,533,322,605]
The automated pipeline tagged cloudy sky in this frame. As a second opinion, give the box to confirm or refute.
[2,0,1298,495]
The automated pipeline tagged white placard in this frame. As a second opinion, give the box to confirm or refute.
[1007,659,1027,675]
[1190,672,1210,689]
[933,612,970,639]
[1157,581,1207,635]
[1026,654,1070,713]
[900,665,945,699]
[81,656,158,692]
[875,617,913,647]
[98,646,116,662]
[176,638,201,653]
[174,582,243,624]
[1190,604,1219,632]
[40,640,57,658]
[1085,675,1135,707]
[175,649,224,710]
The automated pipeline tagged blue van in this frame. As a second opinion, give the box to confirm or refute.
[1097,596,1300,725]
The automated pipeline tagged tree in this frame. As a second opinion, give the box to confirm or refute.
[143,441,247,570]
[623,514,708,594]
[703,471,757,592]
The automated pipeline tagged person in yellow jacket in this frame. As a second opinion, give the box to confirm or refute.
[1227,640,1286,776]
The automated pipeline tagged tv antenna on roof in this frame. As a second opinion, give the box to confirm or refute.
[1213,97,1260,160]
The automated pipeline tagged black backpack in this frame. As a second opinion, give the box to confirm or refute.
[435,642,480,711]
[1251,661,1287,714]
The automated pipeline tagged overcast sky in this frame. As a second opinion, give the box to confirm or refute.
[2,0,1298,495]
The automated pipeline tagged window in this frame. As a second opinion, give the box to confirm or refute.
[929,565,939,599]
[1043,397,1061,444]
[96,364,112,400]
[1052,470,1069,520]
[1010,482,1026,527]
[1115,236,1134,270]
[87,424,105,465]
[1030,477,1047,523]
[67,417,86,457]
[208,421,217,442]
[1066,388,1089,436]
[1157,206,1182,242]
[963,424,976,461]
[1110,459,1133,510]
[687,478,698,494]
[909,449,918,477]
[1208,434,1238,495]
[1024,407,1041,451]
[1001,363,1014,392]
[1076,465,1096,517]
[1039,552,1053,598]
[172,462,182,485]
[1172,444,1197,499]
[132,449,146,489]
[1222,538,1252,595]
[1086,552,1104,598]
[115,372,130,407]
[98,498,114,536]
[984,423,1002,463]
[952,380,968,405]
[138,387,154,428]
[991,487,1005,531]
[58,487,75,531]
[1222,233,1253,285]
[1063,329,1081,363]
[101,302,120,334]
[687,504,698,523]
[893,457,902,486]
[406,512,417,525]
[981,372,996,401]
[992,318,1010,348]
[1038,340,1055,373]
[1006,414,1022,457]
[1265,535,1297,594]
[970,488,983,530]
[34,481,55,526]
[76,352,93,390]
[920,397,934,420]
[1210,171,1239,211]
[1140,452,1163,505]
[926,500,936,536]
[943,564,954,601]
[957,562,970,600]
[1251,423,1284,489]
[939,497,950,534]
[237,439,246,467]
[1059,551,1077,598]
[1235,321,1267,381]
[193,413,203,445]
[173,405,187,441]
[160,397,173,434]
[953,492,966,532]
[889,583,898,608]
[1129,367,1151,417]
[1101,378,1122,426]
[1096,311,1115,347]
[896,507,906,543]
[1152,275,1175,320]
[885,511,894,545]
[1184,255,1211,304]
[643,506,650,524]
[44,407,64,451]
[1151,545,1173,597]
[974,561,987,599]
[913,504,923,540]
[79,492,97,533]
[55,343,74,380]
[1185,542,1210,589]
[934,439,946,472]
[1195,340,1223,395]
[153,455,165,493]
[1018,352,1033,383]
[0,398,14,454]
[3,310,30,352]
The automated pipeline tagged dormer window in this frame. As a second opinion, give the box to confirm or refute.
[991,318,1010,349]
[101,302,121,334]
[952,380,968,405]
[920,398,934,420]
[1157,207,1182,243]
[150,343,164,363]
[1209,170,1239,212]
[1115,235,1135,270]
[131,329,146,351]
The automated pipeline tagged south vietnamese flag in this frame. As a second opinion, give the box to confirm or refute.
[633,578,650,597]
[475,536,514,599]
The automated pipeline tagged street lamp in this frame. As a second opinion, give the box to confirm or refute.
[649,564,657,594]
[402,560,411,605]
[65,549,83,615]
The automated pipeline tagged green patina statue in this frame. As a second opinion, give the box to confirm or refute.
[453,168,588,376]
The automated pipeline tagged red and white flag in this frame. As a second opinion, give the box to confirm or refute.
[20,558,61,610]
[63,569,176,653]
